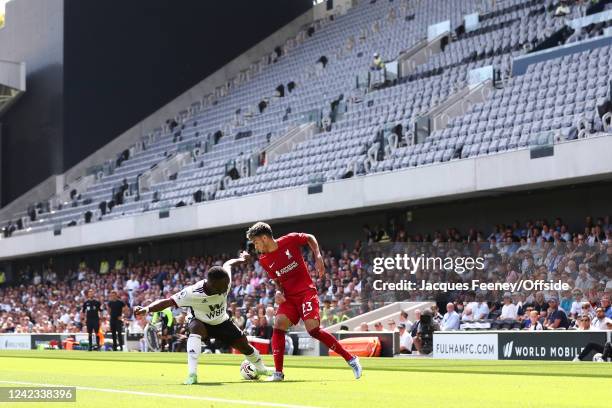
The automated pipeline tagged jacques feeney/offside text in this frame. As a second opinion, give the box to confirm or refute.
[373,279,572,292]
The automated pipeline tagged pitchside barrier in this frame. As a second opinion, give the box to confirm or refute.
[0,332,129,351]
[434,330,612,361]
[286,330,399,357]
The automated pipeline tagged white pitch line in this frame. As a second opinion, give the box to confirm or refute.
[0,380,322,408]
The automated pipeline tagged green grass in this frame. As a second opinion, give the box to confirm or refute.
[0,351,610,408]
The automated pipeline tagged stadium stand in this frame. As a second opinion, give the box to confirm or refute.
[2,214,611,337]
[3,0,608,239]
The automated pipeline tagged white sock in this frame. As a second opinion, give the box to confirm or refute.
[245,348,265,371]
[187,334,202,376]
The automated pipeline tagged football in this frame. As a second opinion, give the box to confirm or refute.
[240,360,259,380]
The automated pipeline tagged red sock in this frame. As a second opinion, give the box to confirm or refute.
[308,327,353,362]
[271,329,285,373]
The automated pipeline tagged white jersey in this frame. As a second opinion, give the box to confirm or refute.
[171,279,229,325]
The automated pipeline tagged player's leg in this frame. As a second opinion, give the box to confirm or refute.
[110,320,118,351]
[302,294,362,379]
[221,320,271,375]
[184,319,208,384]
[603,342,612,362]
[118,320,124,351]
[94,320,101,349]
[574,342,603,361]
[269,302,298,381]
[87,323,94,351]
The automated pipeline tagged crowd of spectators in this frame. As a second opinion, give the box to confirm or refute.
[0,244,365,337]
[1,215,611,348]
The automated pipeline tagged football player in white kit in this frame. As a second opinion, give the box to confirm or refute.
[134,251,270,384]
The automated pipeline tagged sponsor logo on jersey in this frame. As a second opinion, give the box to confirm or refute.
[275,260,299,277]
[205,303,225,320]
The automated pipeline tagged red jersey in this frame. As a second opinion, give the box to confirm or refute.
[258,233,315,296]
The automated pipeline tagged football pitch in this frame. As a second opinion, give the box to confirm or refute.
[0,351,610,408]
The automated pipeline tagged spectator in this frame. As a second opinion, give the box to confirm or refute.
[554,0,571,17]
[471,293,490,320]
[529,291,548,314]
[358,322,369,331]
[386,319,397,332]
[499,292,518,320]
[570,289,585,319]
[602,296,612,319]
[233,308,245,330]
[440,303,460,330]
[576,315,593,331]
[544,297,570,329]
[1,216,611,342]
[461,305,474,321]
[591,307,612,330]
[125,274,140,305]
[560,290,574,315]
[523,310,543,330]
[245,314,258,336]
[264,306,275,328]
[254,316,273,340]
[431,305,443,324]
[512,292,526,317]
[580,302,595,320]
[373,321,384,331]
[370,53,385,70]
[398,323,412,354]
[398,310,411,327]
[171,314,188,352]
[575,264,595,291]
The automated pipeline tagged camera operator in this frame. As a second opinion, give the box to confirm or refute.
[413,309,439,355]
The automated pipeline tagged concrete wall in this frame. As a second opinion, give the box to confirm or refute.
[0,60,26,91]
[2,135,611,260]
[0,0,65,206]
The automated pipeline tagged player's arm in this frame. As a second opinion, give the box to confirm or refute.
[222,251,251,276]
[305,233,325,278]
[269,278,286,304]
[134,298,177,316]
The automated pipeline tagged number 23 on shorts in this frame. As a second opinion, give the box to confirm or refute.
[302,301,313,315]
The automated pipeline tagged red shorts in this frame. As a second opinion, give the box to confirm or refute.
[277,289,320,325]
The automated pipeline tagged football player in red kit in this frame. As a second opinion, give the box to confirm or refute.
[246,221,362,381]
